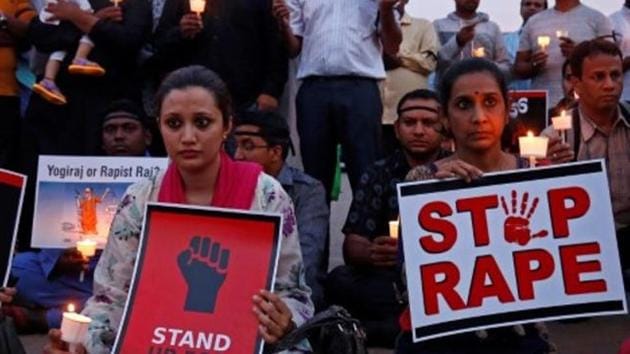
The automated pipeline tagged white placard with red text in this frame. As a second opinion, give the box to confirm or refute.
[397,160,626,343]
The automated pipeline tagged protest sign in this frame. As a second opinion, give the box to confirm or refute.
[32,156,168,249]
[397,160,626,342]
[505,90,548,152]
[113,203,282,354]
[0,169,26,285]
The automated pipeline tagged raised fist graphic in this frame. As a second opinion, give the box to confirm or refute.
[177,236,230,313]
[501,190,548,246]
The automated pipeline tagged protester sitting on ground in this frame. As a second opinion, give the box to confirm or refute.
[399,58,554,353]
[548,59,578,119]
[43,66,313,354]
[232,110,328,311]
[7,100,152,334]
[542,39,630,274]
[327,89,450,348]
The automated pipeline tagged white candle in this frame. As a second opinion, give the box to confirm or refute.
[519,131,548,167]
[111,0,121,7]
[61,304,91,345]
[556,30,569,39]
[551,110,572,131]
[389,220,399,239]
[190,0,205,15]
[537,36,550,51]
[472,47,485,58]
[76,239,97,258]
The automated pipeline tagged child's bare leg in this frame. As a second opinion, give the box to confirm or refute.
[69,36,106,76]
[43,58,61,81]
[74,40,93,61]
[33,56,67,105]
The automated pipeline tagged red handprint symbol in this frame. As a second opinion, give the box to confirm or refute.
[501,190,548,246]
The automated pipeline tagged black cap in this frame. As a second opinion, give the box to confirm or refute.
[102,99,148,127]
[234,110,290,142]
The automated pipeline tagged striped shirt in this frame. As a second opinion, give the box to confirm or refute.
[543,106,630,227]
[287,0,387,80]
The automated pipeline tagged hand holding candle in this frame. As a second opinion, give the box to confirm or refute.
[60,304,91,351]
[76,239,96,282]
[519,131,548,168]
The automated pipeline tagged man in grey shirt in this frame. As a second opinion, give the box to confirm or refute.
[433,0,511,81]
[514,0,613,106]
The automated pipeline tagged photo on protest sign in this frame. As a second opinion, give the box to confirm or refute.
[397,160,626,342]
[31,156,168,249]
[113,203,283,354]
[0,169,26,286]
[505,90,548,153]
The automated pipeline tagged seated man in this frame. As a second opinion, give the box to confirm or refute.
[327,89,450,347]
[232,110,329,311]
[7,100,152,332]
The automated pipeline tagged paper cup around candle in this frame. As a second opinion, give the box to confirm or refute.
[389,220,399,239]
[472,47,485,58]
[519,131,548,158]
[61,305,91,344]
[76,239,97,258]
[189,0,205,14]
[537,36,550,51]
[551,111,572,131]
[556,30,569,39]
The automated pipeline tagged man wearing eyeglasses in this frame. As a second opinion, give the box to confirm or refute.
[514,0,613,106]
[232,110,329,312]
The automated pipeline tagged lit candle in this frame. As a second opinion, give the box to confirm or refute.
[111,0,121,7]
[389,220,399,239]
[537,36,550,52]
[556,30,569,39]
[76,239,96,282]
[60,304,91,349]
[519,131,548,168]
[76,239,97,258]
[189,0,205,15]
[472,47,486,58]
[552,110,572,143]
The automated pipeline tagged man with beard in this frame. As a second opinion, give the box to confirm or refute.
[326,89,450,348]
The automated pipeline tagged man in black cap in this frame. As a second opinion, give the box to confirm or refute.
[232,110,329,311]
[101,99,152,157]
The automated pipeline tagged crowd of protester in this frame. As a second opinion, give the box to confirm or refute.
[0,0,629,352]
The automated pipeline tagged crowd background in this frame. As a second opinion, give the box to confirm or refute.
[0,0,629,353]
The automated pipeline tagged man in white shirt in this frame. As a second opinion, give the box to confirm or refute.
[271,0,401,201]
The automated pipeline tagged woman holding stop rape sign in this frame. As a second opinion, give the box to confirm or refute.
[396,59,564,353]
[43,66,313,353]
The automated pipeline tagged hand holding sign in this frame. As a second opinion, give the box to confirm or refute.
[178,236,230,313]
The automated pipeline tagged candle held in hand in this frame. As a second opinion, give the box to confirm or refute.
[472,47,485,58]
[61,304,91,344]
[537,36,550,51]
[389,220,399,239]
[551,110,572,131]
[190,0,205,15]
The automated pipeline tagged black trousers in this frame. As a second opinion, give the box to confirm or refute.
[0,96,21,171]
[296,77,383,200]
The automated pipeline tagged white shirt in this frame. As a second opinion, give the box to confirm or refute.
[288,0,387,80]
[610,7,630,101]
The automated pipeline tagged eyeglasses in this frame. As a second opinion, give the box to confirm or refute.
[234,140,269,152]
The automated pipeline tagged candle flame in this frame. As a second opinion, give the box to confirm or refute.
[527,131,534,137]
[68,303,75,313]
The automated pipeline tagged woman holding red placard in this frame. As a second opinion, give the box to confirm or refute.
[44,66,313,354]
[397,58,556,354]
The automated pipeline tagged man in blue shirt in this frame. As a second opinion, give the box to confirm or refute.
[232,110,329,312]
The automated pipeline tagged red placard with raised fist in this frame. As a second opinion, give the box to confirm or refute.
[113,203,282,354]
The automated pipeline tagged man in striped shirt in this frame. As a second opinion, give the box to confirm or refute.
[272,0,402,201]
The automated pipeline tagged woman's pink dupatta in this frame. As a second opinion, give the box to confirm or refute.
[157,151,262,209]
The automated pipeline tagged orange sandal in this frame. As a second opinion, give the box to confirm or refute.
[32,79,67,105]
[68,58,106,76]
